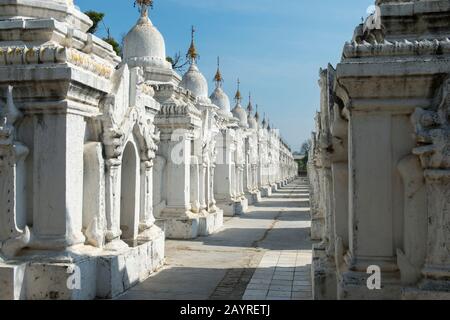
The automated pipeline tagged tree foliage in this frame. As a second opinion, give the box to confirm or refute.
[85,11,105,34]
[297,139,312,172]
[84,10,122,56]
[300,140,311,156]
[103,36,122,56]
[166,52,189,72]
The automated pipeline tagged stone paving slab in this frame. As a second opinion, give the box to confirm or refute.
[118,178,312,300]
[242,249,312,300]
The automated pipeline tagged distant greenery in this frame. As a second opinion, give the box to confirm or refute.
[297,140,311,172]
[84,10,122,56]
[103,37,122,56]
[85,11,105,34]
[166,52,189,72]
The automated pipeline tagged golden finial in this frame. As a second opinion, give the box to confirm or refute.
[187,25,199,63]
[134,0,153,16]
[234,78,242,104]
[214,56,223,87]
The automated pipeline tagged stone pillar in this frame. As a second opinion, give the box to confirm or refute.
[402,98,450,299]
[331,162,349,258]
[31,112,86,249]
[105,160,122,244]
[139,160,156,231]
[163,135,191,214]
[0,86,30,258]
[209,164,217,209]
[420,171,450,287]
[199,162,207,212]
[82,142,106,248]
[190,157,200,213]
[214,131,233,202]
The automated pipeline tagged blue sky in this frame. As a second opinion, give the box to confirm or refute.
[76,0,373,152]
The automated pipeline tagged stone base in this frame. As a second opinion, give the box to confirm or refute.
[271,184,278,192]
[0,225,165,300]
[312,245,337,300]
[252,190,262,203]
[163,215,200,239]
[245,191,261,205]
[0,261,27,299]
[337,269,401,300]
[198,209,224,236]
[260,186,272,197]
[402,279,450,300]
[310,217,324,240]
[217,197,248,217]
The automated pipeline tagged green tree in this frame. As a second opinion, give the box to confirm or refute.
[85,11,105,34]
[103,36,122,56]
[84,10,122,56]
[298,139,311,172]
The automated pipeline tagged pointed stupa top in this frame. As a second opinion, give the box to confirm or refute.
[231,79,248,128]
[255,104,260,121]
[135,0,153,15]
[247,93,257,129]
[234,78,242,104]
[214,57,223,88]
[180,25,209,100]
[210,57,231,115]
[247,92,253,114]
[187,25,199,63]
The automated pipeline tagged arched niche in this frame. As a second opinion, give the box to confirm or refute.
[120,139,140,240]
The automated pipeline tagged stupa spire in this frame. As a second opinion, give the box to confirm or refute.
[135,0,153,17]
[234,79,242,105]
[187,25,199,63]
[247,92,253,114]
[255,104,260,121]
[214,57,223,88]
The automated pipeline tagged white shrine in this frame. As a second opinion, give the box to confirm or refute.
[309,0,450,300]
[0,0,297,299]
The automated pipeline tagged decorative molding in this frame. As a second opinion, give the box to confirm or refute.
[412,77,450,170]
[344,38,450,59]
[0,85,30,258]
[0,46,114,79]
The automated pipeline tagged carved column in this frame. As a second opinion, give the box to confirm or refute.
[31,112,86,250]
[407,87,450,297]
[199,160,207,212]
[0,86,30,258]
[105,159,122,244]
[139,160,156,232]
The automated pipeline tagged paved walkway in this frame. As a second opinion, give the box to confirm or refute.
[118,178,312,300]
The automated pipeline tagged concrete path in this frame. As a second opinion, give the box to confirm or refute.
[118,178,312,300]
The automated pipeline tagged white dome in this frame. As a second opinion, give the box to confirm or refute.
[180,63,208,99]
[123,12,171,70]
[248,115,258,129]
[210,86,231,114]
[232,104,249,128]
